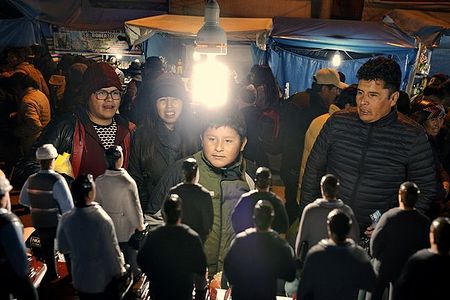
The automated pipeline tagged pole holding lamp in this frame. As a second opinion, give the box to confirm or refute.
[195,0,227,56]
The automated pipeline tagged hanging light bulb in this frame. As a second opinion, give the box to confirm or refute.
[331,51,341,67]
[195,0,227,56]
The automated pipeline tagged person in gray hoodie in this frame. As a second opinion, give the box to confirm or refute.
[295,174,359,257]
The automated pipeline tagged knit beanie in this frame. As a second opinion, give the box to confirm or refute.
[411,98,447,125]
[149,73,186,102]
[81,62,122,99]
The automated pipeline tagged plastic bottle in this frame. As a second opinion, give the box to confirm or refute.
[284,82,290,99]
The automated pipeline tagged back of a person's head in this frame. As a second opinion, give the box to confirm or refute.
[71,174,94,208]
[399,181,420,208]
[163,194,182,225]
[104,145,123,170]
[320,174,339,199]
[423,84,444,102]
[255,167,271,189]
[357,56,401,95]
[431,217,450,255]
[143,56,164,80]
[396,91,411,115]
[182,158,198,182]
[253,200,275,230]
[335,84,357,109]
[9,72,39,90]
[327,209,351,243]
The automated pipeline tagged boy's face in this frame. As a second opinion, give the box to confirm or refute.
[202,126,247,169]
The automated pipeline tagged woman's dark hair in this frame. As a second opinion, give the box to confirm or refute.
[357,56,401,96]
[71,174,94,208]
[249,64,281,110]
[104,145,123,170]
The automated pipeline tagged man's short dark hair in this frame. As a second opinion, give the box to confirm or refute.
[335,85,357,109]
[327,209,351,243]
[399,181,420,208]
[357,57,401,95]
[320,174,339,199]
[255,167,271,189]
[201,107,247,141]
[182,158,198,182]
[163,194,182,225]
[431,217,450,254]
[71,174,94,208]
[104,145,123,170]
[253,200,274,230]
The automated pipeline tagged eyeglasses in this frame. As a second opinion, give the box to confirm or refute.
[94,89,121,100]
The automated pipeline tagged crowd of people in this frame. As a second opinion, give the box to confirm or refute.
[0,44,450,300]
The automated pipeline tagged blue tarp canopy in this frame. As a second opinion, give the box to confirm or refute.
[267,17,418,94]
[384,9,450,77]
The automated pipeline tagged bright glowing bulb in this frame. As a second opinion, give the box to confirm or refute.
[193,52,201,61]
[332,51,341,67]
[191,56,229,109]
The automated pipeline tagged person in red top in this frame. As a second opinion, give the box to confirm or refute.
[14,62,134,185]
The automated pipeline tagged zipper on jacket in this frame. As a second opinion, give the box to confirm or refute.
[349,124,373,207]
[215,178,224,274]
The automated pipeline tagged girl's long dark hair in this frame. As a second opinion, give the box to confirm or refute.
[250,64,282,110]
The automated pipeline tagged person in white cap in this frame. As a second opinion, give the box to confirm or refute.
[19,143,74,282]
[0,173,38,299]
[280,68,348,225]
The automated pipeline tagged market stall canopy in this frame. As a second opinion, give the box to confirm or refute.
[267,17,418,94]
[125,14,273,45]
[270,16,417,53]
[8,0,162,30]
[384,9,450,48]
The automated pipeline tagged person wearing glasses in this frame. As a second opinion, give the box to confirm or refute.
[14,62,135,183]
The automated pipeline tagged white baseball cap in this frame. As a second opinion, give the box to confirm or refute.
[36,144,58,160]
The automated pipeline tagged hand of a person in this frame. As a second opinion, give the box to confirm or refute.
[364,225,375,238]
[442,181,450,197]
